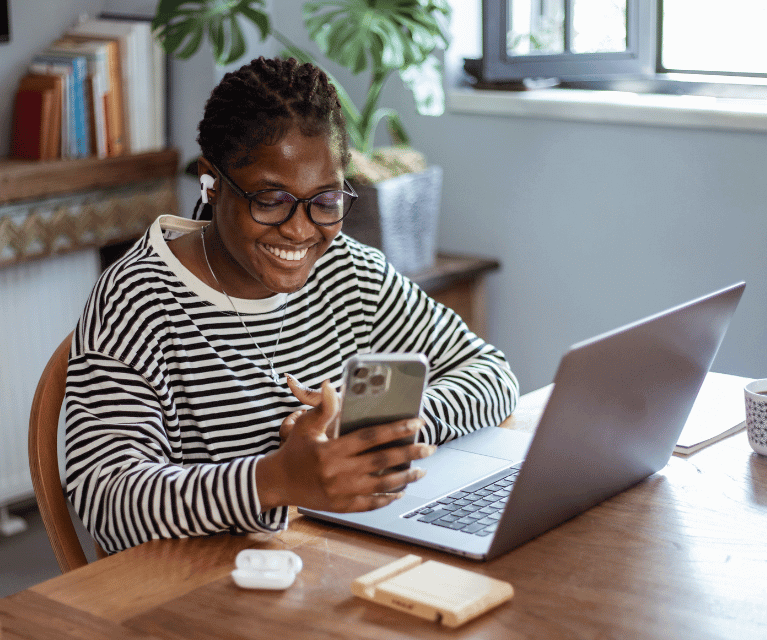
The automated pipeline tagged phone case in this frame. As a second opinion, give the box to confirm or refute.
[335,353,429,438]
[334,353,429,475]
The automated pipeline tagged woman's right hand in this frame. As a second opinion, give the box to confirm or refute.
[256,379,435,513]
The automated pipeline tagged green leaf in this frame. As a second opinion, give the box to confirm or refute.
[385,113,410,147]
[225,14,247,65]
[176,23,204,59]
[208,16,225,64]
[368,108,410,150]
[239,5,270,39]
[399,55,444,117]
[303,0,450,73]
[152,0,270,66]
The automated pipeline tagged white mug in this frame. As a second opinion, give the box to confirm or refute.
[744,379,767,455]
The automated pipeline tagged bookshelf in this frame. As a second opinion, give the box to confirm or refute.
[0,149,178,205]
[0,149,179,267]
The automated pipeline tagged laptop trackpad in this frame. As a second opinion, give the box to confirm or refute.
[404,428,532,500]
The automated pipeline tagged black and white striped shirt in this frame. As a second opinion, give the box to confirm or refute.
[65,215,518,553]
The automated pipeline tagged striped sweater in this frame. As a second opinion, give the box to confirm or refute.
[65,215,518,553]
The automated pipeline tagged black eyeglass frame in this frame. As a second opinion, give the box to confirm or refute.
[207,160,358,227]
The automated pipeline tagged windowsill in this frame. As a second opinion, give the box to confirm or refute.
[448,84,767,133]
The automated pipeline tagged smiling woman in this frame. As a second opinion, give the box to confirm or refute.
[62,56,519,555]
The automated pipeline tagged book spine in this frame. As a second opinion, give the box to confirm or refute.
[69,56,89,157]
[30,59,75,158]
[10,89,51,160]
[38,54,90,157]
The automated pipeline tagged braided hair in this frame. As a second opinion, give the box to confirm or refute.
[194,56,350,220]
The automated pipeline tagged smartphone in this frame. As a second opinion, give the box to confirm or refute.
[334,353,429,477]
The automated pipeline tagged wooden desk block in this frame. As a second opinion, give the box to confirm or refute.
[352,554,514,628]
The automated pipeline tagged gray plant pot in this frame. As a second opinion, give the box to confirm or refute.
[344,166,442,275]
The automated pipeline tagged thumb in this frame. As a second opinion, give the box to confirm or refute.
[292,379,340,440]
[286,374,322,408]
[312,379,340,439]
[319,378,340,420]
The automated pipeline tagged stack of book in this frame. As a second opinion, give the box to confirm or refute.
[10,15,166,161]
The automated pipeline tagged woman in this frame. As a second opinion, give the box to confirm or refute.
[65,57,518,554]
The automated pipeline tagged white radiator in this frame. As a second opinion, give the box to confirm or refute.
[0,250,99,513]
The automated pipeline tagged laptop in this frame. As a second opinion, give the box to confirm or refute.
[299,282,745,560]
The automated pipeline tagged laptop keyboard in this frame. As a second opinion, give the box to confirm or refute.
[402,464,522,536]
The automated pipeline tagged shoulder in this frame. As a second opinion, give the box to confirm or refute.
[314,233,390,283]
[75,223,179,357]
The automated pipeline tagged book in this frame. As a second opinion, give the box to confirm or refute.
[67,16,165,154]
[17,73,63,160]
[62,34,125,157]
[674,371,753,455]
[28,60,72,158]
[32,52,89,158]
[68,17,136,153]
[10,88,54,160]
[50,38,112,158]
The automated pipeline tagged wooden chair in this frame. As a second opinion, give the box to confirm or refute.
[28,331,107,572]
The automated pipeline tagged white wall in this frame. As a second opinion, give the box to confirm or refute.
[270,1,767,393]
[2,0,764,399]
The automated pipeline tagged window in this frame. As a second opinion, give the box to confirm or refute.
[479,0,767,93]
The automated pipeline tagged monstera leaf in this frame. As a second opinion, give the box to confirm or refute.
[153,0,270,66]
[152,0,452,155]
[303,0,450,74]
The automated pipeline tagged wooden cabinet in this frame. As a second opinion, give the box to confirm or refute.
[409,254,500,339]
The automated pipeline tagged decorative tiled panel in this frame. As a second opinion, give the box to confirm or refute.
[0,179,177,267]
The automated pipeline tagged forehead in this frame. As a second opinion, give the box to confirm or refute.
[230,128,344,192]
[228,126,344,173]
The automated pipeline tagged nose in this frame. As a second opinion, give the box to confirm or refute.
[278,200,315,239]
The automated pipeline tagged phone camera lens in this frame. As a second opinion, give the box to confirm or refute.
[370,374,386,386]
[351,382,366,395]
[353,367,369,379]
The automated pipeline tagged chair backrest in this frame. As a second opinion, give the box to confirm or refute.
[28,331,105,572]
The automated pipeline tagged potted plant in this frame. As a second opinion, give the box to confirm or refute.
[152,0,451,273]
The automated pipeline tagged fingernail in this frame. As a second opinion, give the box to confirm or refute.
[286,374,307,389]
[415,468,427,479]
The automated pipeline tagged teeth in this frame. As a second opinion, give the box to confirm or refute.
[265,245,308,261]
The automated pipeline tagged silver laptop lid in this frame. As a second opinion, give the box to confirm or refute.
[487,282,745,559]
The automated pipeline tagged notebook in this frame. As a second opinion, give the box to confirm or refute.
[299,282,745,560]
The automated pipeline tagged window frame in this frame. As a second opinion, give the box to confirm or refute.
[482,0,656,83]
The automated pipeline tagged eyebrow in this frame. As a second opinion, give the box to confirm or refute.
[253,179,344,193]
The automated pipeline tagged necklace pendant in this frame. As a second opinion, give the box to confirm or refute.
[270,368,280,385]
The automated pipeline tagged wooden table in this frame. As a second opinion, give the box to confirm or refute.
[2,388,766,639]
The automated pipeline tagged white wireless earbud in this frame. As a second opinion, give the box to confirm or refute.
[200,174,216,204]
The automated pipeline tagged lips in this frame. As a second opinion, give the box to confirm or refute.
[263,244,309,262]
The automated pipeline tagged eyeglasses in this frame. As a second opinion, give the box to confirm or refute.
[209,161,358,227]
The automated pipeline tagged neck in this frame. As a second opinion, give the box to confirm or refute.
[201,223,272,300]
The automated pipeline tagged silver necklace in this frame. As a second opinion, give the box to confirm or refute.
[200,226,287,384]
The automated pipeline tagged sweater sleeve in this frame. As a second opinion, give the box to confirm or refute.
[369,260,519,445]
[65,350,287,554]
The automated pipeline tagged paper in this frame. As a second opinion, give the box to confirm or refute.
[674,371,753,455]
